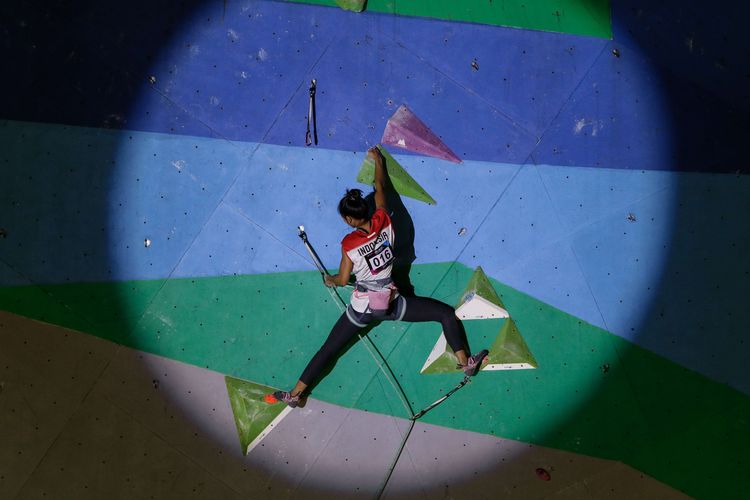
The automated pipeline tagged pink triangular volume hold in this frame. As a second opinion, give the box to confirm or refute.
[381,105,462,163]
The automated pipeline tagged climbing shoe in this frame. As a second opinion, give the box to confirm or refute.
[458,349,489,377]
[273,390,301,408]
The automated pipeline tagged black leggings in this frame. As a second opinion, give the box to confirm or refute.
[299,296,468,386]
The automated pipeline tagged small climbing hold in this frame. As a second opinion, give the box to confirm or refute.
[601,363,610,374]
[535,468,551,481]
[334,0,367,12]
[458,227,467,236]
[0,228,7,238]
[627,213,637,222]
[144,238,151,247]
[471,59,479,71]
[148,75,156,84]
[152,379,159,389]
[612,48,621,58]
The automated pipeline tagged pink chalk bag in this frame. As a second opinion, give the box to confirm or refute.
[356,278,398,317]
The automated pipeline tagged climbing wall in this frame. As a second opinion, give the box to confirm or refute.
[1,0,749,498]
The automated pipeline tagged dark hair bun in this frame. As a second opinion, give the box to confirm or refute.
[346,188,363,201]
[338,188,369,220]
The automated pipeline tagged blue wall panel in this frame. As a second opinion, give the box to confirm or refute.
[536,164,675,233]
[571,176,750,394]
[221,144,364,270]
[570,193,674,339]
[5,0,746,172]
[0,260,32,288]
[532,40,673,171]
[173,201,311,278]
[143,1,340,143]
[0,1,588,165]
[457,165,571,268]
[611,1,750,119]
[476,239,606,329]
[109,129,251,282]
[384,157,521,266]
[0,121,118,284]
[222,143,528,275]
[392,15,607,137]
[263,29,539,163]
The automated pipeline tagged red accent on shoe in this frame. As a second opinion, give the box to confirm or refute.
[264,393,278,404]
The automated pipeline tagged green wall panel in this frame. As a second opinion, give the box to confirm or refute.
[0,262,746,498]
[284,0,612,38]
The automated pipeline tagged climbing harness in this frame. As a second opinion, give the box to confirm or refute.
[355,277,397,318]
[305,79,318,146]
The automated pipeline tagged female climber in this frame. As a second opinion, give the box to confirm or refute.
[274,146,488,407]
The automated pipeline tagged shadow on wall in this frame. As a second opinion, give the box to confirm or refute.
[541,1,750,497]
[0,0,207,287]
[0,0,749,498]
[0,0,294,494]
[365,166,417,297]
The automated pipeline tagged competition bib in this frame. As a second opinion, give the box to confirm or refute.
[365,241,394,275]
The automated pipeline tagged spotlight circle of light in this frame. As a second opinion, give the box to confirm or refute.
[110,4,675,494]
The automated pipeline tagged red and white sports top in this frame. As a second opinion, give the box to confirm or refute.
[341,208,397,312]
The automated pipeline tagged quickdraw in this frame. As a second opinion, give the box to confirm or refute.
[305,79,318,146]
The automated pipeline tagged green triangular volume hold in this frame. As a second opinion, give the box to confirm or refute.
[356,145,437,205]
[455,266,509,319]
[484,318,538,370]
[335,0,367,12]
[420,331,459,374]
[420,318,538,374]
[225,376,293,455]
